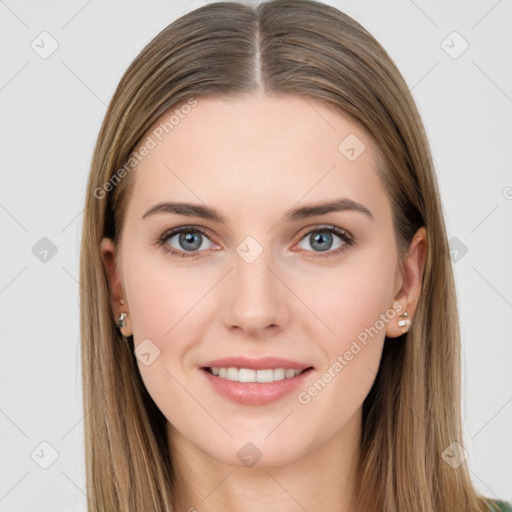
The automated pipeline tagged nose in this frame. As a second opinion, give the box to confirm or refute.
[221,248,291,337]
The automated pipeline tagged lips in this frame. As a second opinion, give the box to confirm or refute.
[200,356,312,371]
[199,356,315,406]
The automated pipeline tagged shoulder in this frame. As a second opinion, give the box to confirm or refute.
[487,500,512,512]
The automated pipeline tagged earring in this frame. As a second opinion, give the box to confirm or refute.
[117,312,127,328]
[397,310,410,333]
[116,298,132,339]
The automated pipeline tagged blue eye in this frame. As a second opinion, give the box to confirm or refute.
[296,225,353,258]
[157,225,354,259]
[158,227,214,258]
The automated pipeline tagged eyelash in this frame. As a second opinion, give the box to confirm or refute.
[156,224,355,259]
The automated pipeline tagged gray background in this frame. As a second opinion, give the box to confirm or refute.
[0,0,511,510]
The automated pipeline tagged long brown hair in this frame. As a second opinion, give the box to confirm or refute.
[80,1,496,510]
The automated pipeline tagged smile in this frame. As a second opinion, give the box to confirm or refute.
[201,365,314,406]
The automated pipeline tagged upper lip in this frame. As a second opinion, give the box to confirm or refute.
[201,356,313,371]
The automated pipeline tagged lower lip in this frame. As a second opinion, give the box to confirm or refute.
[201,367,314,406]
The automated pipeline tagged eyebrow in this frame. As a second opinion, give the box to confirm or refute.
[142,198,374,223]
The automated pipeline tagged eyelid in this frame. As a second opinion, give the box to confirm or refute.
[292,224,354,258]
[157,224,355,258]
[157,225,217,251]
[296,224,353,242]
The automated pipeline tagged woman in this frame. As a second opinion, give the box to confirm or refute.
[79,0,511,510]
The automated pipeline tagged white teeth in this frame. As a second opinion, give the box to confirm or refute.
[273,368,285,381]
[256,369,274,382]
[209,366,306,383]
[226,367,238,381]
[238,368,256,382]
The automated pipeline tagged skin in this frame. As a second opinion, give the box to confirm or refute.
[101,93,427,512]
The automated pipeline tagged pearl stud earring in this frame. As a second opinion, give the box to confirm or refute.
[397,311,410,333]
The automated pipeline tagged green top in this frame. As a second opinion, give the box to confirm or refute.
[488,500,512,512]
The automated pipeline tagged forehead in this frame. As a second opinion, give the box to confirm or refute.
[127,94,389,223]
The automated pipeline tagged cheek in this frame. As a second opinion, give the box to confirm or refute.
[295,255,395,413]
[123,258,210,431]
[123,244,205,342]
[302,252,396,349]
[122,248,220,393]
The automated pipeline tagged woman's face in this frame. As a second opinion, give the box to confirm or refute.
[102,94,421,467]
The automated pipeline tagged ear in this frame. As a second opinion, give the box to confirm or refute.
[100,237,132,336]
[386,226,427,338]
